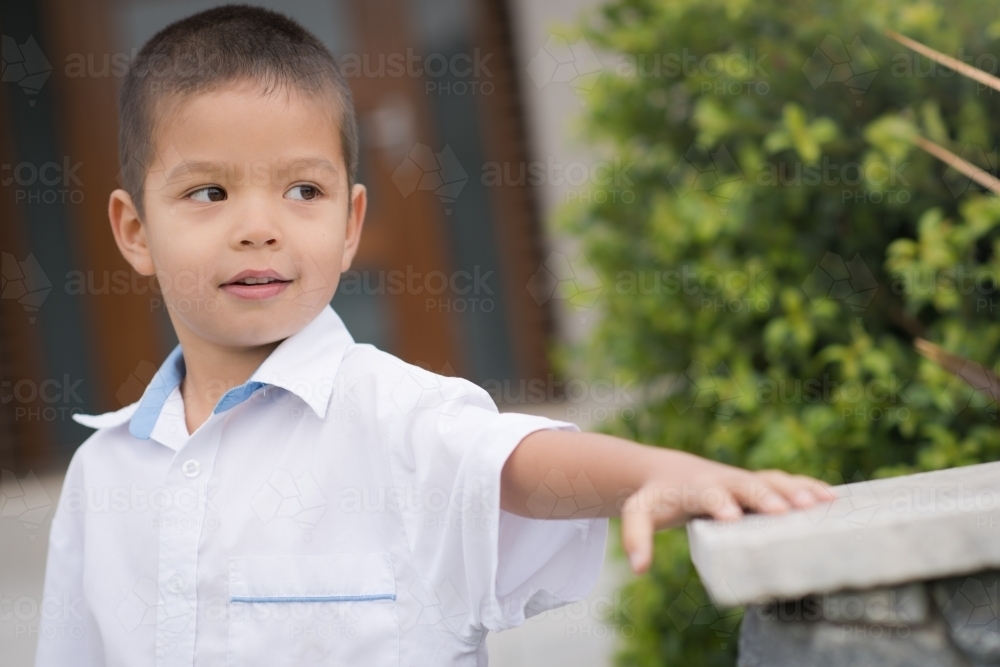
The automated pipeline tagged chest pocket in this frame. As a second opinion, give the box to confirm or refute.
[227,552,399,667]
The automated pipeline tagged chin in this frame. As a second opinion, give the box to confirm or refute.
[184,310,293,348]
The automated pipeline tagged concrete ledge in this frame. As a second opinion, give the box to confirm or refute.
[688,461,1000,606]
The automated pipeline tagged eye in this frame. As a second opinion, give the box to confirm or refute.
[188,186,227,202]
[285,184,322,201]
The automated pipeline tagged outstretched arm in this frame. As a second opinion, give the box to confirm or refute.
[500,429,835,574]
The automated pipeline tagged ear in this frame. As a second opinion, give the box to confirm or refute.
[108,189,156,276]
[340,183,368,273]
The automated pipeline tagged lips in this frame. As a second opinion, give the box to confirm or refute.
[220,269,292,300]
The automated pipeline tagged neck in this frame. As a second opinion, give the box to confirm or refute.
[171,320,282,434]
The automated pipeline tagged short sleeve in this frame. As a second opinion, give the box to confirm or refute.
[385,361,608,639]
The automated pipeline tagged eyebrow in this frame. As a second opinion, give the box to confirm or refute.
[164,157,341,183]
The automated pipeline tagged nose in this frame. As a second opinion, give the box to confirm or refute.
[233,197,282,248]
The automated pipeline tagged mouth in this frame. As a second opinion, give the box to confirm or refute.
[220,270,292,300]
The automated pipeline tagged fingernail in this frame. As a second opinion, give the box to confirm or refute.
[628,551,643,572]
[793,490,814,505]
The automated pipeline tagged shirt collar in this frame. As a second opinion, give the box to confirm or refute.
[72,305,355,438]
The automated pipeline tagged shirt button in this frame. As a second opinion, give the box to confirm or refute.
[181,459,201,478]
[167,575,184,593]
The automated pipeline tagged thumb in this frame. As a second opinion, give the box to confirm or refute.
[621,497,655,574]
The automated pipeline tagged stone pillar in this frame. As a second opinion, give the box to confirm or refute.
[687,462,1000,666]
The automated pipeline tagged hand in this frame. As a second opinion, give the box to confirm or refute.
[620,454,836,574]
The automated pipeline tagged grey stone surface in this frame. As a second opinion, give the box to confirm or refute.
[819,584,929,626]
[738,600,971,667]
[934,572,1000,665]
[688,461,1000,606]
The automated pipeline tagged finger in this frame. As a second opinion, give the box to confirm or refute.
[804,476,838,500]
[757,470,817,508]
[730,475,790,514]
[620,499,655,574]
[704,489,744,522]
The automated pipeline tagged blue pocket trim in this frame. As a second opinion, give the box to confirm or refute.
[230,593,396,603]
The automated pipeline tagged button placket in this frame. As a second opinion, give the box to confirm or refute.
[155,425,221,667]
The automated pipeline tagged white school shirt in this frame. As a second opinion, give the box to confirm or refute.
[34,305,608,667]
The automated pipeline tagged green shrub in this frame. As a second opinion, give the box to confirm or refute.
[562,1,1000,664]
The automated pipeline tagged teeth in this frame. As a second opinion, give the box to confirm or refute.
[240,277,274,285]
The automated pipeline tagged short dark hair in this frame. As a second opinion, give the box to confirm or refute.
[118,4,358,218]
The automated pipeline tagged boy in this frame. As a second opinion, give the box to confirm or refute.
[35,5,833,666]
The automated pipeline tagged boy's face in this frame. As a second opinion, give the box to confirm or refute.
[109,82,366,349]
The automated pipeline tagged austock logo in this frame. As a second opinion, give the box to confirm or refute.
[1,35,52,105]
[667,144,744,210]
[802,35,878,105]
[0,469,52,541]
[251,468,328,535]
[116,575,195,645]
[525,469,603,519]
[804,470,878,529]
[399,576,468,638]
[667,577,742,647]
[116,360,158,407]
[525,251,603,317]
[669,361,744,421]
[526,35,603,100]
[941,143,999,198]
[1,253,52,323]
[116,577,160,632]
[389,362,469,433]
[391,144,468,214]
[802,252,878,313]
[935,573,1000,661]
[943,358,999,420]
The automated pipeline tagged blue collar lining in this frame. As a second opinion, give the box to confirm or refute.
[128,345,270,440]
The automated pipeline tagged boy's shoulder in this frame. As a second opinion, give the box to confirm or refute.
[341,342,478,385]
[339,342,495,414]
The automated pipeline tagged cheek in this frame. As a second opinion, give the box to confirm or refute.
[293,228,347,295]
[145,228,216,297]
[300,221,346,262]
